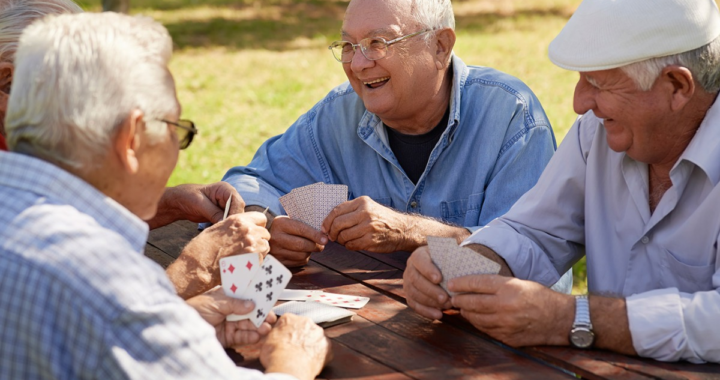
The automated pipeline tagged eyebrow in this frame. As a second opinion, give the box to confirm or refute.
[341,27,398,40]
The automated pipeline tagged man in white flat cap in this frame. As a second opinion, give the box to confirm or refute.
[403,0,720,363]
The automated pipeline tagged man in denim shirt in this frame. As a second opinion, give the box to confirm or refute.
[224,0,570,292]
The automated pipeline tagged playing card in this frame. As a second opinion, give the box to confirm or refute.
[241,255,293,327]
[427,236,457,292]
[443,244,501,296]
[306,291,369,309]
[273,301,355,328]
[280,182,348,231]
[279,289,323,301]
[219,253,260,298]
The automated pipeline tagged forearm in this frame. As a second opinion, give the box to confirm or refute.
[463,243,514,277]
[590,296,636,355]
[265,361,315,380]
[146,187,182,229]
[399,214,472,251]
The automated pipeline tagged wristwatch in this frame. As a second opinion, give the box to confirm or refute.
[569,295,595,349]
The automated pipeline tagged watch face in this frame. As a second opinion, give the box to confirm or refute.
[570,328,594,349]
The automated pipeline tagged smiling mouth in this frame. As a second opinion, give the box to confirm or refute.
[363,77,389,89]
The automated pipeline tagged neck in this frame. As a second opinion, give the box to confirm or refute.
[383,68,453,135]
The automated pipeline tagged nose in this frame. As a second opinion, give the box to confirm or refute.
[573,75,598,115]
[349,47,375,73]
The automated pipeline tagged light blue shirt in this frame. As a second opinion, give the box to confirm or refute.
[224,56,557,232]
[0,151,296,380]
[465,100,720,363]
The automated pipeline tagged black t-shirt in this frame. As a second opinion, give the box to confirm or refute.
[385,106,450,184]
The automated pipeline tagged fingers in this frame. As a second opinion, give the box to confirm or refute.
[321,198,360,235]
[274,217,327,245]
[447,274,508,294]
[403,246,451,319]
[236,211,269,229]
[270,217,326,266]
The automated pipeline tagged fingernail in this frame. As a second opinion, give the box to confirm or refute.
[243,300,254,308]
[438,294,445,303]
[320,236,328,244]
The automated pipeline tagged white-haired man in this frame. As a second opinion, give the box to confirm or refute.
[221,0,572,292]
[0,12,330,379]
[404,0,720,363]
[0,0,272,300]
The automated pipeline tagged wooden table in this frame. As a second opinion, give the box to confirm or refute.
[147,221,720,380]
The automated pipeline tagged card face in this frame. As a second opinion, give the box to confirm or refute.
[243,255,292,327]
[219,253,260,297]
[273,301,355,328]
[306,292,369,309]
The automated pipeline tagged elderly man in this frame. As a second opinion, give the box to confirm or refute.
[404,0,720,363]
[222,0,571,290]
[0,0,270,300]
[0,12,330,379]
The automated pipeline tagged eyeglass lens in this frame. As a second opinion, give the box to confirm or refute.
[332,38,388,62]
[176,120,195,150]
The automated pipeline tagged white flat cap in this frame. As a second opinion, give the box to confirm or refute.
[548,0,720,71]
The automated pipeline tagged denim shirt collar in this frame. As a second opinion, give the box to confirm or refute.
[357,54,468,152]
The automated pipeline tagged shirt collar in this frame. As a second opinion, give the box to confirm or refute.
[0,151,148,252]
[676,96,720,185]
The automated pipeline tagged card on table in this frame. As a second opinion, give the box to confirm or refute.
[273,301,355,328]
[306,291,370,309]
[219,253,260,297]
[279,289,323,301]
[223,255,292,328]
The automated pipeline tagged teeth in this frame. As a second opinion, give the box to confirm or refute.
[363,77,389,85]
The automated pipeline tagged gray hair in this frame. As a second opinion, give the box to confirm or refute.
[621,36,720,93]
[0,0,82,63]
[6,12,178,169]
[410,0,455,42]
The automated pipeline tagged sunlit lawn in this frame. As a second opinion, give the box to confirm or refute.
[77,0,587,292]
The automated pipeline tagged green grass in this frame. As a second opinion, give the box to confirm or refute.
[76,0,588,292]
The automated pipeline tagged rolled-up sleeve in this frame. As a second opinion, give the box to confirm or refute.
[627,282,720,363]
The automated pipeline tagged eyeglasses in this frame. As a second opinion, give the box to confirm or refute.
[160,119,198,150]
[329,29,432,63]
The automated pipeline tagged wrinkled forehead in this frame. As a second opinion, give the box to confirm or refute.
[342,0,415,39]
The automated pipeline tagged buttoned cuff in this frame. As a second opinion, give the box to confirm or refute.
[223,175,285,216]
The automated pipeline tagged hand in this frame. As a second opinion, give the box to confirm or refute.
[403,246,452,320]
[269,216,327,267]
[185,287,276,348]
[449,275,574,347]
[148,182,245,229]
[260,314,332,380]
[167,212,270,299]
[322,196,410,252]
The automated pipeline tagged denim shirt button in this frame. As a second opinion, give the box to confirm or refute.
[410,201,418,208]
[641,236,650,244]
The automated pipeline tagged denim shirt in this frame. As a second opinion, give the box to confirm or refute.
[224,56,556,232]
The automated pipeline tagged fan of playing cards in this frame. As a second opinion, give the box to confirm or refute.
[279,182,348,230]
[427,236,501,296]
[219,253,292,327]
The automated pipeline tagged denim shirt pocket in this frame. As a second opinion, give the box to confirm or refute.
[441,192,485,226]
[348,192,393,208]
[659,248,716,292]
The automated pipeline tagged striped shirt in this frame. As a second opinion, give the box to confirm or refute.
[0,151,295,380]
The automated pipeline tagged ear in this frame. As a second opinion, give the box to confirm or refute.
[0,62,13,94]
[113,109,144,174]
[433,28,456,70]
[661,65,695,112]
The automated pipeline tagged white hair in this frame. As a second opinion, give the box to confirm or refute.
[6,12,178,169]
[0,0,82,63]
[621,36,720,93]
[411,0,455,41]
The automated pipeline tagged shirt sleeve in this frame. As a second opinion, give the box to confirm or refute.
[222,111,329,216]
[474,119,557,230]
[98,294,299,380]
[626,277,720,363]
[463,116,592,285]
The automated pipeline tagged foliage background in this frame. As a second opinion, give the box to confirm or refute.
[77,0,587,290]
